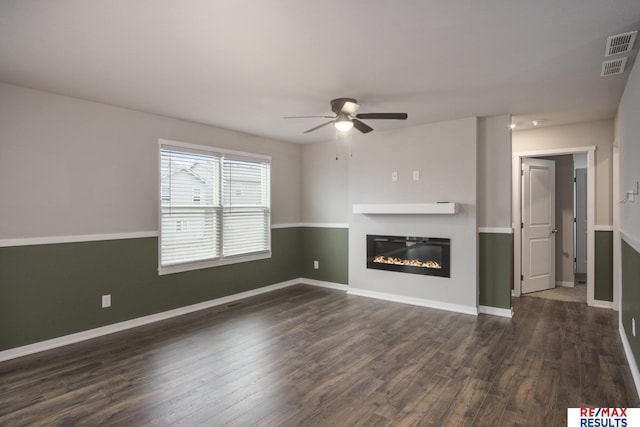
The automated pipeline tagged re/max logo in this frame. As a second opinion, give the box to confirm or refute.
[581,408,627,417]
[568,407,638,427]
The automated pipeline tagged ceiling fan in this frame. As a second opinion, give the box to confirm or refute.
[285,98,408,134]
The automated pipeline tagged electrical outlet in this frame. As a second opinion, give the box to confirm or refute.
[633,318,636,337]
[391,172,398,182]
[413,170,420,181]
[102,294,111,308]
[313,260,319,269]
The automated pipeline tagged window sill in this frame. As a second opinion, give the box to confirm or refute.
[158,251,272,275]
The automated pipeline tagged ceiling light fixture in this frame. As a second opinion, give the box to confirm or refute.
[334,114,353,132]
[509,123,516,129]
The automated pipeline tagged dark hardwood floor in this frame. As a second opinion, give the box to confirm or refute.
[1,284,638,426]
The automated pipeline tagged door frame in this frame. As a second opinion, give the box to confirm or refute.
[612,144,620,311]
[512,146,596,306]
[575,167,588,275]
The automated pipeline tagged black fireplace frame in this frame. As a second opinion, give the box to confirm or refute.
[366,235,451,278]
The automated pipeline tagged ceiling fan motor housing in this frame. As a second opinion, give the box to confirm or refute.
[331,97,359,115]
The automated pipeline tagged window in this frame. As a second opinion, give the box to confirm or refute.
[159,140,271,274]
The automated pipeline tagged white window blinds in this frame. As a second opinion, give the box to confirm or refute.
[159,141,271,274]
[222,157,270,257]
[160,148,220,266]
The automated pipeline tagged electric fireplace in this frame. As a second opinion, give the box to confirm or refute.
[367,235,450,277]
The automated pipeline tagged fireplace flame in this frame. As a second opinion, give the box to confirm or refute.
[373,255,441,269]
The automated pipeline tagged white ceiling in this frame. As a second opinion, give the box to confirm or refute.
[1,1,639,143]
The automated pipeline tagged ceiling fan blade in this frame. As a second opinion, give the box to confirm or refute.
[352,119,373,133]
[284,115,335,119]
[303,120,335,133]
[355,113,408,120]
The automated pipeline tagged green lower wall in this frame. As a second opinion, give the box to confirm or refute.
[1,226,519,351]
[479,232,513,309]
[0,228,302,351]
[595,230,614,302]
[299,227,349,284]
[0,226,351,352]
[621,239,640,372]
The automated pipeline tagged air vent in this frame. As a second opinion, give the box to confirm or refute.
[601,57,627,76]
[605,31,637,56]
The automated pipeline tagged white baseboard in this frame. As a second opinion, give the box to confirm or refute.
[557,281,574,288]
[299,278,349,291]
[347,287,478,316]
[619,323,640,401]
[478,305,513,318]
[0,279,300,363]
[591,299,614,310]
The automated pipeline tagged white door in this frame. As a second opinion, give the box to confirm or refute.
[575,168,587,274]
[522,158,556,294]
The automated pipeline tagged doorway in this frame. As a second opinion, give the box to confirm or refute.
[521,157,556,294]
[512,146,596,306]
[523,154,588,303]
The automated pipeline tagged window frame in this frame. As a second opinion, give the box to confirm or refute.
[158,139,271,275]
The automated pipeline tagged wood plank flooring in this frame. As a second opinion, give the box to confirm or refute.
[1,284,638,426]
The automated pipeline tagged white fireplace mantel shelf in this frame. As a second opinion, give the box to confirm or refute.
[352,202,458,215]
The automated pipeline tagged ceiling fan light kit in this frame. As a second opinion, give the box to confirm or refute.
[335,114,354,132]
[286,97,408,135]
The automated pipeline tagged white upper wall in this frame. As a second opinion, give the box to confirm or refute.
[477,115,512,229]
[616,59,640,247]
[301,115,513,230]
[512,119,614,226]
[0,84,301,239]
[300,139,349,224]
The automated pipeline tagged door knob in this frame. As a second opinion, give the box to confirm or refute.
[551,229,558,234]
